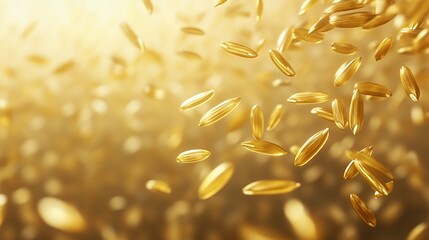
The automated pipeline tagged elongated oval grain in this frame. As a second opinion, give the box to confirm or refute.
[277,27,294,53]
[251,105,264,140]
[349,194,377,227]
[362,5,398,29]
[374,181,394,198]
[177,51,202,59]
[344,161,359,179]
[256,0,263,22]
[198,162,234,200]
[181,27,205,35]
[311,107,335,122]
[375,37,393,60]
[121,23,145,51]
[354,160,389,196]
[299,0,318,15]
[269,49,296,77]
[334,57,362,87]
[199,97,241,126]
[242,180,301,195]
[294,28,324,43]
[295,128,329,167]
[349,151,394,180]
[407,222,429,240]
[267,104,285,131]
[331,42,358,55]
[241,140,287,156]
[180,90,215,111]
[354,82,392,97]
[214,0,227,7]
[324,0,366,14]
[414,28,429,52]
[220,41,258,58]
[309,14,331,34]
[288,92,330,104]
[142,0,153,14]
[349,90,364,135]
[329,12,375,28]
[400,66,420,102]
[176,149,211,163]
[332,98,347,129]
[145,180,171,194]
[38,197,87,233]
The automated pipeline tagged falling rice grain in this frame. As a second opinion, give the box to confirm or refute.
[276,27,294,53]
[180,90,215,111]
[177,51,202,60]
[362,5,398,29]
[332,98,348,129]
[145,180,171,194]
[344,161,359,179]
[299,0,318,15]
[287,92,330,104]
[349,194,377,227]
[199,97,241,126]
[198,162,234,200]
[349,90,364,135]
[375,37,393,60]
[242,180,301,195]
[176,149,211,163]
[293,28,324,43]
[348,151,394,180]
[256,0,263,22]
[121,23,145,51]
[400,66,420,102]
[311,107,335,122]
[142,0,153,14]
[407,222,428,240]
[324,0,366,14]
[334,57,362,87]
[241,140,287,156]
[267,104,285,131]
[354,82,392,98]
[309,14,332,34]
[214,0,227,7]
[354,160,389,196]
[269,49,296,77]
[374,181,394,198]
[329,12,376,28]
[413,28,429,52]
[180,27,205,35]
[220,41,258,58]
[251,105,264,140]
[294,128,329,167]
[331,42,358,55]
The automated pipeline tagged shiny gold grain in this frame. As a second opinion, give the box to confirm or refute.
[120,23,145,51]
[176,149,211,163]
[295,128,329,167]
[180,90,215,111]
[288,92,330,104]
[332,98,347,130]
[354,82,392,98]
[331,42,358,55]
[311,107,335,122]
[375,37,393,61]
[198,162,234,200]
[349,194,377,227]
[266,104,285,131]
[241,140,287,156]
[220,41,258,58]
[242,180,301,195]
[199,97,241,126]
[334,57,362,87]
[400,66,420,102]
[181,27,205,35]
[349,90,364,135]
[251,105,264,140]
[353,160,389,196]
[269,49,296,77]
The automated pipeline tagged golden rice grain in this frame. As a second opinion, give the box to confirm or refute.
[214,0,227,7]
[349,90,364,135]
[220,41,258,58]
[199,97,241,126]
[120,23,145,51]
[241,140,287,156]
[374,181,393,198]
[176,149,211,163]
[361,146,374,156]
[349,194,377,227]
[299,0,318,15]
[242,180,301,195]
[198,162,234,200]
[180,90,215,111]
[353,160,389,196]
[334,57,362,87]
[349,151,394,180]
[38,197,87,233]
[142,0,153,14]
[332,98,348,130]
[413,28,429,53]
[145,180,171,194]
[177,51,202,59]
[329,12,375,28]
[343,161,358,179]
[309,14,332,34]
[256,0,263,22]
[354,82,392,98]
[53,60,74,74]
[289,145,300,156]
[324,0,366,14]
[311,107,335,122]
[266,104,285,131]
[362,5,398,29]
[251,105,264,140]
[331,42,358,55]
[276,27,294,53]
[269,49,296,77]
[294,128,329,167]
[407,222,428,240]
[180,27,205,35]
[287,92,330,104]
[397,47,415,55]
[375,37,393,61]
[293,28,324,43]
[400,66,420,102]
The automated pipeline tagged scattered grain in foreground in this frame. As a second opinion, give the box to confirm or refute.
[400,66,420,102]
[331,98,347,130]
[349,194,377,227]
[242,180,301,195]
[354,82,392,98]
[180,90,215,111]
[220,41,258,58]
[241,140,287,156]
[349,90,364,135]
[198,162,235,200]
[353,160,389,196]
[199,97,241,126]
[266,104,285,131]
[251,105,264,140]
[269,49,296,77]
[176,149,211,163]
[331,42,358,55]
[294,128,329,167]
[374,181,394,198]
[288,92,330,104]
[375,36,393,61]
[334,57,362,87]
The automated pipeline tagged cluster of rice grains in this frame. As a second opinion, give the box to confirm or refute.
[1,0,429,239]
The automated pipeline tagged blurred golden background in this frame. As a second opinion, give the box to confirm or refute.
[0,0,428,239]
